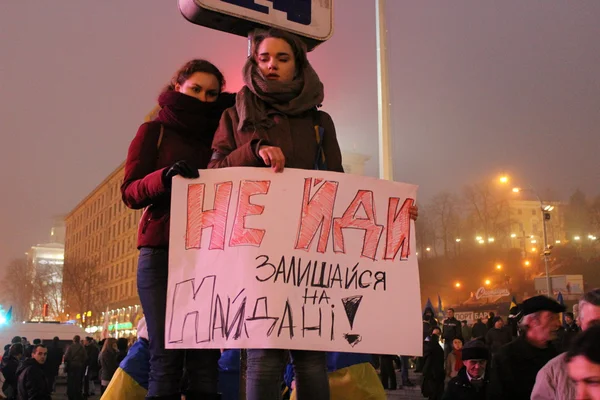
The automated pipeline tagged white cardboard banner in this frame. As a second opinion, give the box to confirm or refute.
[166,167,422,355]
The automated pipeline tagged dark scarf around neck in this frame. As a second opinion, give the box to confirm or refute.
[156,90,234,144]
[235,58,324,132]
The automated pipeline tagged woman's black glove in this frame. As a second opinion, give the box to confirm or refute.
[162,161,199,188]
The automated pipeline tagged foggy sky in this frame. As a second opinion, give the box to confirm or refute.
[1,1,599,271]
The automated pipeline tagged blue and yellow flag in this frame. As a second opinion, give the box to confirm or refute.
[510,296,518,311]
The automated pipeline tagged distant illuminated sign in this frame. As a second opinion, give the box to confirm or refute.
[475,287,510,300]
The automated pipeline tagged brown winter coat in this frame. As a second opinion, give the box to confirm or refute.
[208,107,344,172]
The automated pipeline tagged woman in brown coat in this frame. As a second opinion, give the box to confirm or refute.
[210,28,417,400]
[209,28,339,400]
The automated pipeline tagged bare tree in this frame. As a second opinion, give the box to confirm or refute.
[0,258,35,322]
[462,182,507,242]
[428,191,462,256]
[415,208,438,257]
[591,195,600,233]
[30,263,63,320]
[62,260,98,323]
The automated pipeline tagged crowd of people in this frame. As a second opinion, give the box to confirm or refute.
[413,288,600,400]
[0,333,134,400]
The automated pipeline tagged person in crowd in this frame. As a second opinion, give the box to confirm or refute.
[561,311,580,349]
[531,288,600,400]
[64,335,87,400]
[487,295,565,400]
[3,337,22,359]
[83,337,100,396]
[442,309,463,359]
[422,326,445,400]
[16,344,51,400]
[471,318,487,341]
[122,59,235,400]
[1,343,23,399]
[45,337,63,394]
[115,338,129,364]
[399,355,416,387]
[443,340,490,400]
[486,313,496,331]
[446,338,464,379]
[484,317,512,356]
[98,318,150,400]
[379,354,397,390]
[208,27,417,400]
[461,321,472,342]
[417,307,439,372]
[99,338,119,395]
[506,305,521,339]
[565,323,600,400]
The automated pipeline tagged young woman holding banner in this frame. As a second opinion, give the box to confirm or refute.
[209,28,418,400]
[122,59,235,400]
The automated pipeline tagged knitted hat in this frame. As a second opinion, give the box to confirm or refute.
[462,340,490,361]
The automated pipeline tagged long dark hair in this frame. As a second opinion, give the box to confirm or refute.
[249,28,308,75]
[162,59,226,94]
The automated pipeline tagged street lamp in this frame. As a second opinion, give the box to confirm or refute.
[496,264,502,270]
[524,260,531,266]
[499,175,509,184]
[574,236,581,241]
[512,186,553,295]
[455,282,461,288]
[455,238,461,243]
[484,279,491,286]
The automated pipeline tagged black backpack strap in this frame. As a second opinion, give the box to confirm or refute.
[312,108,327,171]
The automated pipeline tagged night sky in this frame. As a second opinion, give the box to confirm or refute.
[1,1,599,271]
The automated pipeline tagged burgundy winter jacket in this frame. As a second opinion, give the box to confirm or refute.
[121,91,235,248]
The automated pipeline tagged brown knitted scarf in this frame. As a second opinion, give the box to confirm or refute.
[235,58,324,132]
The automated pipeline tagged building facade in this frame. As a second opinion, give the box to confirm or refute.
[507,199,566,255]
[63,162,143,336]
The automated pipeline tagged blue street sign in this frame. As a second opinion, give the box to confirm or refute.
[179,0,334,50]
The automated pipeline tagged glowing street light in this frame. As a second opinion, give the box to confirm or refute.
[496,264,502,270]
[455,282,462,288]
[476,236,483,241]
[499,176,509,184]
[531,247,537,252]
[512,187,521,193]
[455,238,461,243]
[555,240,561,244]
[530,239,537,244]
[574,236,581,241]
[488,237,495,243]
[426,247,431,252]
[510,233,517,238]
[524,260,531,266]
[484,279,491,286]
[478,239,485,244]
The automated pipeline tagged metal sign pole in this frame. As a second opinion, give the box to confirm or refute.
[376,0,393,181]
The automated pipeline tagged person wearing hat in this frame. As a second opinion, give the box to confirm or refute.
[486,295,565,400]
[442,340,490,400]
[531,288,600,400]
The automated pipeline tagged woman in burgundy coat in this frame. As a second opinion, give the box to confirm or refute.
[121,59,235,400]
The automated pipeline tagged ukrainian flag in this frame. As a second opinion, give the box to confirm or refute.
[100,338,149,400]
[289,352,386,400]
